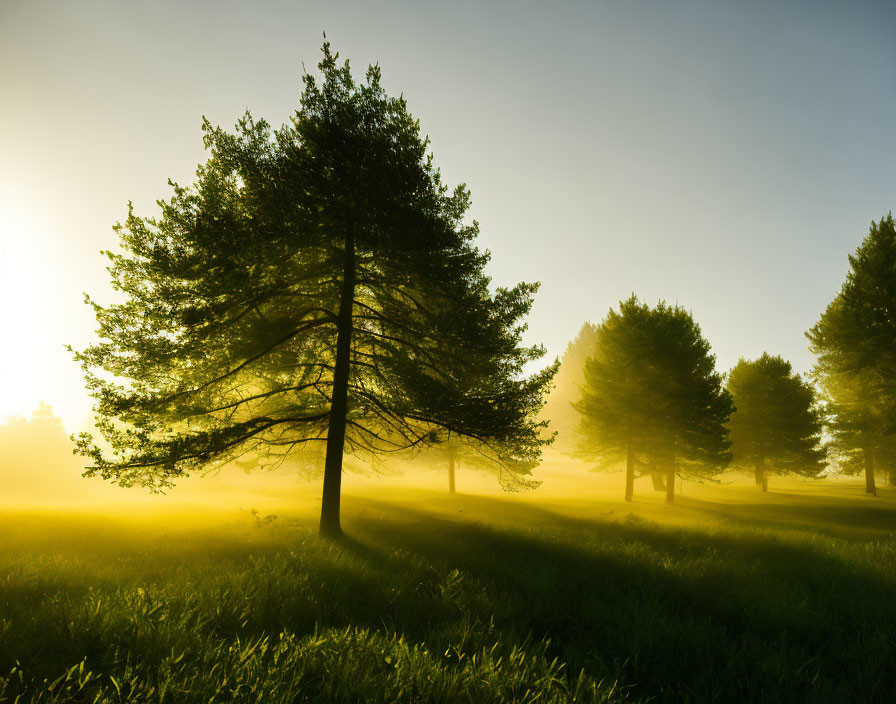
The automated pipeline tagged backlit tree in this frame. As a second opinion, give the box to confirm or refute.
[726,354,826,491]
[807,214,896,495]
[74,44,556,537]
[575,296,732,502]
[541,321,599,452]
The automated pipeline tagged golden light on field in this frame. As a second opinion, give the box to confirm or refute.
[1,4,895,701]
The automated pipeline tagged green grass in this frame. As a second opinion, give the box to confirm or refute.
[2,480,896,702]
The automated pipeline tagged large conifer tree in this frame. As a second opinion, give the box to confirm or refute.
[726,354,826,491]
[807,214,896,495]
[74,44,556,536]
[575,296,732,502]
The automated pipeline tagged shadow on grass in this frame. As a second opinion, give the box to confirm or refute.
[2,494,896,703]
[684,497,896,540]
[335,495,896,702]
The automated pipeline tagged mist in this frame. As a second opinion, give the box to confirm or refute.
[4,3,896,701]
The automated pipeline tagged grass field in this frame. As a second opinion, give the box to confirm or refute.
[2,466,896,702]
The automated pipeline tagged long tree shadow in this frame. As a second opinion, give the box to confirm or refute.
[5,497,894,703]
[673,491,896,538]
[333,494,896,703]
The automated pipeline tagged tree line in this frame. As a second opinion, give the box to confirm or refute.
[560,301,823,501]
[549,213,896,500]
[73,43,896,534]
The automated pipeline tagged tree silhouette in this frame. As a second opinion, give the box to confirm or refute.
[807,214,896,495]
[575,296,732,502]
[0,404,85,501]
[541,322,599,452]
[73,44,556,537]
[409,436,540,494]
[726,354,826,491]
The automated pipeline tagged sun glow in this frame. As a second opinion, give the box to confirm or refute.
[0,188,86,429]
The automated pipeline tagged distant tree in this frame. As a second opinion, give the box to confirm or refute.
[874,436,896,487]
[540,322,600,452]
[0,404,85,501]
[807,214,896,495]
[411,435,540,494]
[73,43,556,538]
[726,354,826,491]
[575,296,732,502]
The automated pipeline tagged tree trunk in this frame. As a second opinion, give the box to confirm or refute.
[319,227,356,539]
[448,453,456,494]
[624,444,635,502]
[755,456,767,492]
[650,469,666,491]
[665,456,676,504]
[865,447,877,497]
[889,467,896,487]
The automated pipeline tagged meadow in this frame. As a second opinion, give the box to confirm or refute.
[1,464,895,703]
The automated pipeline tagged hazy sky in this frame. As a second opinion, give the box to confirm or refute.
[2,0,894,430]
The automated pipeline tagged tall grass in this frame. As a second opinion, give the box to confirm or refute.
[2,487,895,702]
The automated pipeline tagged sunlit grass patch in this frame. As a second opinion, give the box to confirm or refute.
[2,485,895,702]
[1,627,615,704]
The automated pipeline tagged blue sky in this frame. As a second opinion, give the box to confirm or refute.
[1,0,894,429]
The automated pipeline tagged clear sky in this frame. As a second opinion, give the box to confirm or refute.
[1,0,894,431]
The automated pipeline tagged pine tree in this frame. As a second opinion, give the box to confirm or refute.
[73,44,556,537]
[541,322,600,452]
[411,436,540,494]
[575,296,732,502]
[807,214,896,495]
[726,354,826,491]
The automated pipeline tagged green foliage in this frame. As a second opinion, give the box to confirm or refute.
[807,214,896,480]
[72,43,555,499]
[575,296,733,478]
[726,354,826,480]
[3,494,896,703]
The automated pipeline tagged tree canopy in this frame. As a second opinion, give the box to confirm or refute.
[807,214,896,495]
[540,321,600,452]
[74,43,556,536]
[575,296,732,502]
[726,354,825,491]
